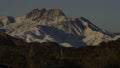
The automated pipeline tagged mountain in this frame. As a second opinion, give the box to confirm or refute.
[0,8,120,47]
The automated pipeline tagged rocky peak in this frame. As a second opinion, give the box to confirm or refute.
[47,8,66,17]
[26,8,46,19]
[25,8,66,22]
[0,16,15,27]
[31,8,40,13]
[74,17,103,32]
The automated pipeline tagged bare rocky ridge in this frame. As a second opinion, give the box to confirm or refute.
[0,8,120,47]
[25,8,66,22]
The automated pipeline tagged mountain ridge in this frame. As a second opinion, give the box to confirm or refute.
[0,8,120,47]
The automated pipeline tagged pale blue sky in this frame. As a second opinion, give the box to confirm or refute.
[0,0,120,32]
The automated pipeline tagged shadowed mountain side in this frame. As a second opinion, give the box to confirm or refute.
[0,33,27,46]
[37,25,86,47]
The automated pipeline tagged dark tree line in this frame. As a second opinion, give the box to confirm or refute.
[0,33,120,68]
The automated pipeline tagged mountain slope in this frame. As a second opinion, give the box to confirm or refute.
[0,33,26,46]
[0,8,119,47]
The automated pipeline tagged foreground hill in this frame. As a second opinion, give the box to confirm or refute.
[0,43,120,68]
[0,8,120,47]
[0,34,120,68]
[0,33,27,46]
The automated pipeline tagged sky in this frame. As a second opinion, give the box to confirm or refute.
[0,0,120,32]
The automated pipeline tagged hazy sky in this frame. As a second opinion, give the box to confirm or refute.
[0,0,120,32]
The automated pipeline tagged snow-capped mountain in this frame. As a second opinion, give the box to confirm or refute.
[0,8,120,47]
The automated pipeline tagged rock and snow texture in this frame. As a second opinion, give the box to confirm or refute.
[0,8,120,47]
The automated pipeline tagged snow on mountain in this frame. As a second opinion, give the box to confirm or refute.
[0,16,15,27]
[0,8,120,47]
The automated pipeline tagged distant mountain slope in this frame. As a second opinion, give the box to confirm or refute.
[0,8,120,47]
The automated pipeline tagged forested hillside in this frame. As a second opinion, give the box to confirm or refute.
[0,33,120,68]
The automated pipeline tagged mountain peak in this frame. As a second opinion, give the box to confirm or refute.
[25,8,66,21]
[48,8,65,16]
[25,8,46,19]
[31,8,40,12]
